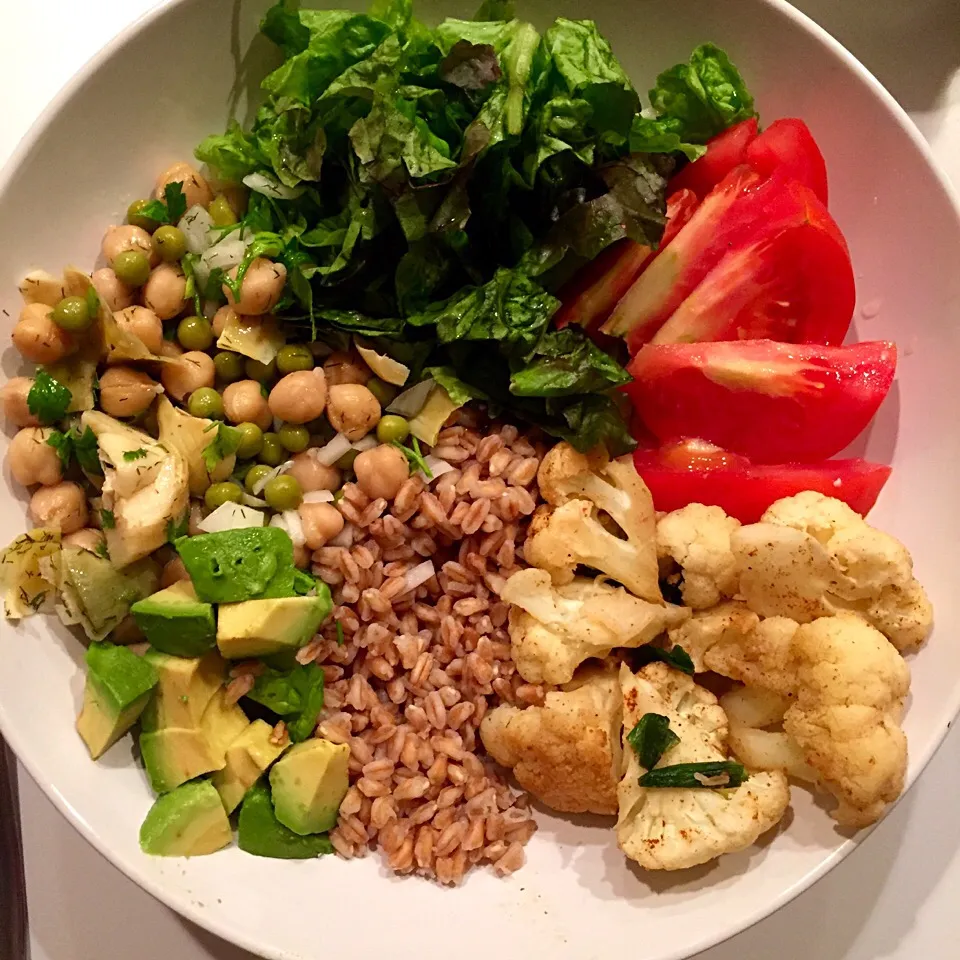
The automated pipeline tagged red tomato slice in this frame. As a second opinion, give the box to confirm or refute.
[746,118,828,205]
[661,188,699,245]
[625,340,896,463]
[633,442,891,522]
[668,117,759,199]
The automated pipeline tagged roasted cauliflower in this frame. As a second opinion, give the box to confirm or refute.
[481,663,622,815]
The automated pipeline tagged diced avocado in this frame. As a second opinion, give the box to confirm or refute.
[200,689,249,766]
[216,595,330,659]
[269,738,349,836]
[140,649,226,732]
[211,720,291,814]
[140,727,221,794]
[246,663,326,743]
[238,781,333,859]
[176,528,299,603]
[139,779,232,857]
[131,581,216,657]
[76,642,158,759]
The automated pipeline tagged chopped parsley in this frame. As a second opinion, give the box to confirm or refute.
[45,430,74,469]
[71,426,102,474]
[100,508,116,530]
[635,644,695,675]
[638,761,749,790]
[392,436,433,479]
[138,181,187,226]
[122,448,148,462]
[27,370,71,424]
[202,423,242,473]
[166,513,189,543]
[626,713,680,771]
[94,540,109,559]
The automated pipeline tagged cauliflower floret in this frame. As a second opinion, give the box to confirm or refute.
[735,492,933,651]
[530,443,659,602]
[617,662,790,871]
[657,504,741,609]
[666,600,760,674]
[480,663,622,815]
[502,568,689,685]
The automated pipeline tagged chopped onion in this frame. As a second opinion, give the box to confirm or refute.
[270,510,305,547]
[387,379,434,418]
[402,560,436,594]
[314,432,353,466]
[302,490,335,503]
[352,435,378,452]
[178,205,215,255]
[202,235,249,273]
[243,172,305,201]
[422,456,456,483]
[252,460,294,495]
[328,522,356,548]
[198,501,265,532]
[242,493,268,507]
[356,342,410,386]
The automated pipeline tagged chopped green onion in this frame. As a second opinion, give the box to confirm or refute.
[638,761,748,790]
[626,713,680,770]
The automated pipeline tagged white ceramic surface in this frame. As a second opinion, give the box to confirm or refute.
[1,2,959,959]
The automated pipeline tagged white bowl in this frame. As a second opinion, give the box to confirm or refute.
[1,1,959,958]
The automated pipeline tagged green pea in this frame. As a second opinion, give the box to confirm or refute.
[187,387,224,420]
[177,315,214,351]
[152,225,187,263]
[244,463,272,495]
[205,481,243,510]
[366,377,398,407]
[259,432,285,466]
[278,423,310,453]
[335,449,358,471]
[264,475,303,511]
[376,414,410,444]
[51,296,92,333]
[245,357,277,382]
[276,344,314,374]
[209,195,238,228]
[213,351,245,383]
[127,199,158,232]
[235,422,264,459]
[113,249,151,287]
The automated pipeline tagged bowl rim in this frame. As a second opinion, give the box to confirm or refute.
[2,1,960,958]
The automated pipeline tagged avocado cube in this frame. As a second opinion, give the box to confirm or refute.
[131,581,216,658]
[269,739,349,836]
[76,642,158,760]
[200,689,249,767]
[140,649,226,732]
[140,727,222,794]
[212,720,291,814]
[139,779,232,857]
[238,781,333,859]
[216,595,330,660]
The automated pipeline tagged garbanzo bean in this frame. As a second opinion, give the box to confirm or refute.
[1,377,40,427]
[326,383,381,441]
[293,543,310,570]
[29,481,88,534]
[223,379,272,429]
[158,339,184,360]
[113,305,163,354]
[353,444,409,501]
[212,305,234,338]
[323,350,370,386]
[99,366,161,417]
[267,370,327,424]
[288,452,340,493]
[91,267,134,312]
[64,528,106,555]
[223,258,287,316]
[160,556,191,588]
[12,303,74,364]
[8,427,63,487]
[142,263,187,320]
[161,351,215,401]
[298,501,345,550]
[155,162,214,211]
[101,224,159,268]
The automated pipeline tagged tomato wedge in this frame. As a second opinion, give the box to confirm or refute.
[746,118,828,205]
[603,166,855,350]
[668,117,759,199]
[625,340,896,463]
[633,443,891,522]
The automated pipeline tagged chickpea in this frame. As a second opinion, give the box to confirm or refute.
[64,528,106,555]
[287,452,340,493]
[101,224,159,268]
[267,370,327,425]
[12,303,74,364]
[99,366,161,417]
[143,263,188,321]
[298,502,345,550]
[91,267,135,312]
[223,258,287,316]
[323,350,371,386]
[326,383,381,441]
[111,615,146,645]
[223,379,272,429]
[188,501,204,536]
[2,377,40,427]
[155,162,214,211]
[354,444,409,501]
[113,305,163,354]
[161,351,215,402]
[8,427,63,487]
[293,543,311,570]
[212,305,234,338]
[158,339,184,360]
[161,556,191,588]
[29,481,88,534]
